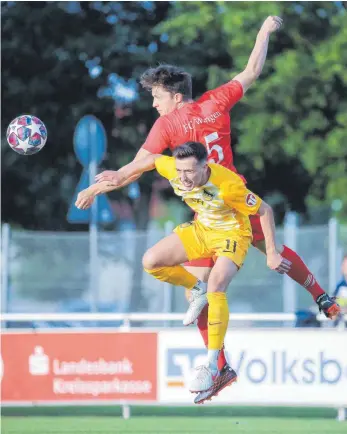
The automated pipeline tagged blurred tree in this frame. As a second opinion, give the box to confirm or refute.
[2,1,346,310]
[1,1,170,311]
[4,2,345,226]
[1,0,170,231]
[156,1,347,221]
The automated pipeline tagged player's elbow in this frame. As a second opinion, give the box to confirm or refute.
[258,201,273,217]
[237,69,259,93]
[245,66,260,82]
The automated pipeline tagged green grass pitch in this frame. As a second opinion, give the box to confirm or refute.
[1,406,345,434]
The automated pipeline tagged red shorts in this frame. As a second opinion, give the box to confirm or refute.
[183,214,265,268]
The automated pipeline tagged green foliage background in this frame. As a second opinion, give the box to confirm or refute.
[2,1,347,230]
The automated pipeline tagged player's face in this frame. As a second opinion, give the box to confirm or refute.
[175,157,208,191]
[152,86,181,116]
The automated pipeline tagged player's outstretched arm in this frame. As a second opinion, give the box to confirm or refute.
[75,180,117,210]
[112,152,160,186]
[95,148,153,187]
[96,114,170,186]
[258,201,291,274]
[233,16,283,93]
[75,153,161,210]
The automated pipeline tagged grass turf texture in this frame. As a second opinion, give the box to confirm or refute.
[1,406,345,434]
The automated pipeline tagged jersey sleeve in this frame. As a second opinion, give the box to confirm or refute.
[154,156,176,180]
[220,174,262,216]
[197,80,243,113]
[142,117,171,154]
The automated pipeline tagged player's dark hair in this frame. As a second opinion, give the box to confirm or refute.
[140,64,192,100]
[173,141,207,163]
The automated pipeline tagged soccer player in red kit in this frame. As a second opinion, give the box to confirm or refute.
[79,16,340,403]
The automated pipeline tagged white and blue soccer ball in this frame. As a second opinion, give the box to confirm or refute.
[6,115,47,155]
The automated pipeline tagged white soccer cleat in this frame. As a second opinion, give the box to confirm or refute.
[189,365,220,393]
[183,280,207,326]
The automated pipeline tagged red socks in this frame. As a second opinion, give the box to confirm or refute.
[281,245,325,300]
[196,246,325,371]
[197,305,227,370]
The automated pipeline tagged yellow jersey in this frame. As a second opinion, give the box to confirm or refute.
[155,156,262,235]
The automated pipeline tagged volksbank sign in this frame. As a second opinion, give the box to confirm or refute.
[159,329,347,405]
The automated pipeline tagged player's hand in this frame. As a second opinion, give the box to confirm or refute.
[260,16,283,35]
[267,252,291,274]
[95,170,120,185]
[75,188,96,210]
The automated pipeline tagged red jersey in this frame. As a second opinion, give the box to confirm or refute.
[142,80,243,173]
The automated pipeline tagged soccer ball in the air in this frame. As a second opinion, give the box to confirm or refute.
[6,115,47,155]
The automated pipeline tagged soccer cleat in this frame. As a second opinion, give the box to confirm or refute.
[316,293,341,320]
[194,364,237,404]
[189,365,220,393]
[183,280,208,326]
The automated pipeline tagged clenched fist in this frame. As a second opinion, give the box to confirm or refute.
[261,16,283,34]
[267,251,292,274]
[75,188,96,210]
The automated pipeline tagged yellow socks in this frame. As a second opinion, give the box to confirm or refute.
[207,292,229,350]
[144,265,198,290]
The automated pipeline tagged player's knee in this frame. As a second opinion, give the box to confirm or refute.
[142,249,160,270]
[207,275,229,293]
[208,284,228,293]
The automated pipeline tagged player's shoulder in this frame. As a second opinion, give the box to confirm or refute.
[155,155,176,178]
[196,91,217,105]
[153,114,170,128]
[197,80,243,103]
[156,155,174,167]
[158,110,181,132]
[209,163,242,186]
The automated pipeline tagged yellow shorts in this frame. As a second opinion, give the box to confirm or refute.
[174,220,252,268]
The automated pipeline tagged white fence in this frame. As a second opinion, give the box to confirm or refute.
[1,217,346,317]
[1,311,346,325]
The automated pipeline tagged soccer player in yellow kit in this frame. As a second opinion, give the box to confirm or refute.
[76,141,284,395]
